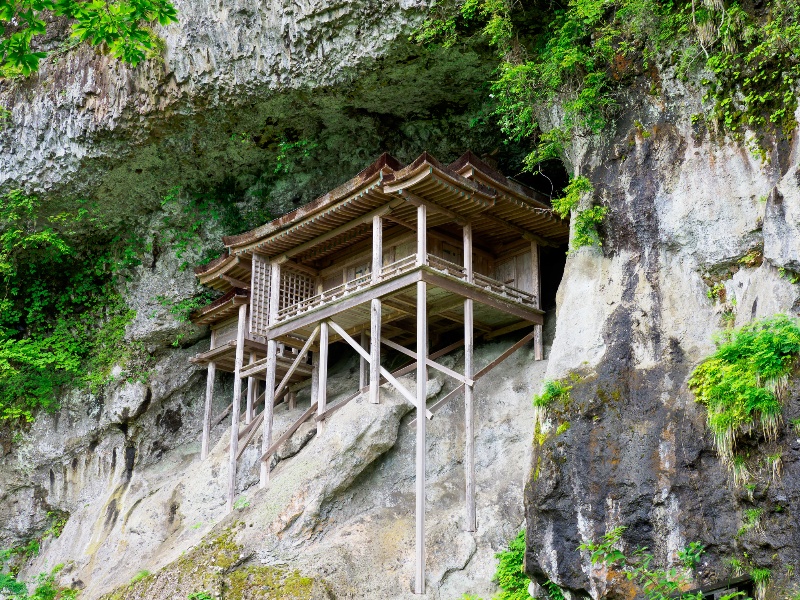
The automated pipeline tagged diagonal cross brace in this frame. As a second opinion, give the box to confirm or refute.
[380,336,473,386]
[326,320,433,419]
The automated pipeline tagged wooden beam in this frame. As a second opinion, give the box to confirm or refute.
[221,274,251,289]
[201,361,216,460]
[464,295,476,532]
[266,269,422,340]
[370,299,381,404]
[227,303,248,513]
[399,189,468,228]
[409,328,537,425]
[483,320,534,340]
[380,337,472,386]
[480,213,555,247]
[415,277,427,595]
[384,214,416,231]
[359,331,368,392]
[372,215,383,284]
[245,352,256,425]
[327,319,432,418]
[259,402,319,463]
[317,322,329,433]
[434,310,492,333]
[259,340,278,485]
[421,270,544,324]
[464,223,473,284]
[273,326,319,402]
[279,201,402,260]
[417,201,427,266]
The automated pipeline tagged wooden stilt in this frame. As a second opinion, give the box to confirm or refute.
[287,391,296,410]
[259,340,278,487]
[415,202,427,595]
[370,299,381,404]
[415,279,427,594]
[531,241,544,361]
[245,352,256,425]
[201,361,216,460]
[259,258,282,488]
[318,321,329,433]
[372,214,383,283]
[226,303,248,513]
[463,223,476,532]
[360,331,368,391]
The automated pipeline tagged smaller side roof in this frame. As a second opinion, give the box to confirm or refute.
[190,288,249,325]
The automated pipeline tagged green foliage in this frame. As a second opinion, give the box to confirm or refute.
[580,528,707,600]
[688,315,800,467]
[0,191,139,425]
[0,0,177,77]
[737,508,763,537]
[273,138,319,175]
[533,379,572,430]
[188,593,213,600]
[155,291,217,324]
[551,176,592,219]
[130,570,150,583]
[677,542,704,570]
[233,496,250,510]
[751,567,770,600]
[492,529,529,600]
[571,206,608,251]
[414,0,800,173]
[0,563,76,599]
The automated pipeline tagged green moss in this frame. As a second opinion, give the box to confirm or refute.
[99,526,325,600]
[226,567,314,599]
[688,315,800,469]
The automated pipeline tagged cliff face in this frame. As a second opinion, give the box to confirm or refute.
[525,84,800,595]
[3,2,800,599]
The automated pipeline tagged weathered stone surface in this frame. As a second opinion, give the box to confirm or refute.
[525,93,800,598]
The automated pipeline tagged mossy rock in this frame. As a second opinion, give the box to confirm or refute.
[99,526,329,599]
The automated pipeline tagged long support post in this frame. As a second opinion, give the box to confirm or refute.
[464,223,476,532]
[359,331,368,391]
[259,259,281,487]
[259,340,278,487]
[201,361,216,460]
[245,352,256,424]
[318,321,329,433]
[370,299,381,404]
[227,303,248,513]
[372,214,383,283]
[531,241,543,361]
[415,201,428,595]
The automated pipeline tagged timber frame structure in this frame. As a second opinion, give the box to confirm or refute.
[189,151,569,594]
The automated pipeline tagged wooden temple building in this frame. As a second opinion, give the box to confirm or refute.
[188,151,569,594]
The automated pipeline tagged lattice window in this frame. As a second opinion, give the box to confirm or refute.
[279,266,316,311]
[250,253,271,336]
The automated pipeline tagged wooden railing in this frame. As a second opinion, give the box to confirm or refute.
[272,253,537,323]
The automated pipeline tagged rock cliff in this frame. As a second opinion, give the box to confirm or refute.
[2,1,800,599]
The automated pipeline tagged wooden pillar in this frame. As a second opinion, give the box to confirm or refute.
[463,223,476,531]
[245,352,256,424]
[372,215,383,283]
[201,361,216,460]
[318,321,329,433]
[259,260,281,488]
[417,204,427,266]
[226,303,248,513]
[311,351,320,417]
[531,241,543,361]
[259,340,278,487]
[369,299,381,404]
[359,331,368,391]
[415,277,428,595]
[287,391,296,410]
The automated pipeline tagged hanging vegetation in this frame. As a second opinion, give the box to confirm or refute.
[688,315,800,466]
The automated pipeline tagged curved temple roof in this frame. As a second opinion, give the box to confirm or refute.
[195,150,569,293]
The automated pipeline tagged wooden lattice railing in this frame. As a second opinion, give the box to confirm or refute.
[272,253,537,324]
